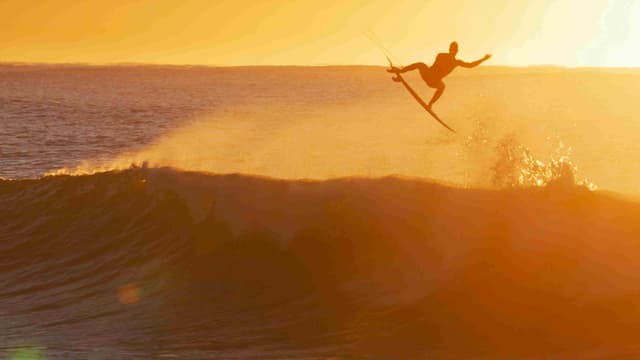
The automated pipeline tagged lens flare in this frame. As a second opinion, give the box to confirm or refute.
[118,283,141,305]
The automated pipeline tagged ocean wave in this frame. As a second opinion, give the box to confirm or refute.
[1,168,639,358]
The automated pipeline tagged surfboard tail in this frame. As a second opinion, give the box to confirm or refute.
[391,73,456,133]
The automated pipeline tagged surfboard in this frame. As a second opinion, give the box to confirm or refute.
[387,58,456,133]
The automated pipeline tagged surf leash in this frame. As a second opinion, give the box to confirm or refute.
[364,31,404,68]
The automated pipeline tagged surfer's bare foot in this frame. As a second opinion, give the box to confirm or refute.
[392,76,401,82]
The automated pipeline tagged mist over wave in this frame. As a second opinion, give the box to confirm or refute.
[1,167,638,358]
[46,109,597,193]
[4,65,639,193]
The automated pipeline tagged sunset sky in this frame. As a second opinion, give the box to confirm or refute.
[2,0,639,67]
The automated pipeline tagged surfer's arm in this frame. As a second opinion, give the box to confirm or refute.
[457,54,492,68]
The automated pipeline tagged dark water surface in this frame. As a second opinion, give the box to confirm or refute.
[2,169,640,359]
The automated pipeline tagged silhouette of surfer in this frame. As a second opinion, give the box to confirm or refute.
[387,42,491,110]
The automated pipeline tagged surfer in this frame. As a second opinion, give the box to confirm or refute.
[387,42,491,110]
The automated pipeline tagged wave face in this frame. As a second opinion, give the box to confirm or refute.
[2,168,640,358]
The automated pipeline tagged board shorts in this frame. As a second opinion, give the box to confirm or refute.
[415,63,444,89]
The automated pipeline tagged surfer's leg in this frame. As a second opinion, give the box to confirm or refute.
[428,81,445,108]
[388,62,428,74]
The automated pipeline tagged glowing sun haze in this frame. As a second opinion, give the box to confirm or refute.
[1,0,638,67]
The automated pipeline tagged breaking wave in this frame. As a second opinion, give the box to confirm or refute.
[1,167,638,358]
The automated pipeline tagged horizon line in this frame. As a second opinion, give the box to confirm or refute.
[2,61,640,70]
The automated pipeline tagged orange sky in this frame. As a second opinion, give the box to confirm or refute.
[1,0,638,66]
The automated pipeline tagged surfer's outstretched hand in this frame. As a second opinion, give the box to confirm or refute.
[483,54,492,61]
[387,66,401,74]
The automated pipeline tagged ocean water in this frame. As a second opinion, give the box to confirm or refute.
[3,65,640,193]
[2,65,640,359]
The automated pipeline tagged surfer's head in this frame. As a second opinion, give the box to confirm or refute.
[449,41,459,56]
